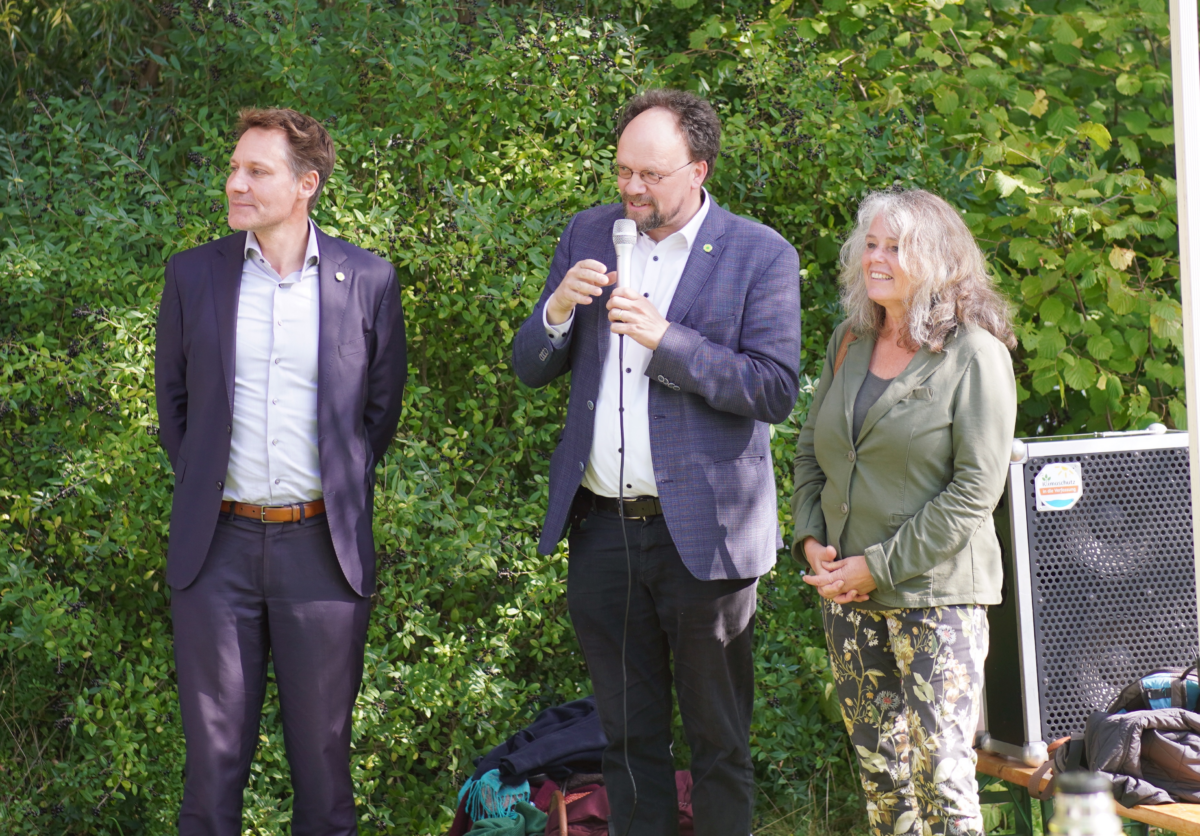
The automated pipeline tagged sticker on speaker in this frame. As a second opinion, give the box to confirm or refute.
[1035,462,1084,511]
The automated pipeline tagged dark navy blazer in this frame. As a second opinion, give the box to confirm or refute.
[154,228,407,596]
[513,200,801,580]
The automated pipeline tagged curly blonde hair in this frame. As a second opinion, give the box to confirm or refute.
[839,188,1016,352]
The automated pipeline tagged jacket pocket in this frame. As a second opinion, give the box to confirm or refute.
[903,387,933,401]
[339,335,369,357]
[714,455,764,466]
[175,455,188,485]
[890,512,914,526]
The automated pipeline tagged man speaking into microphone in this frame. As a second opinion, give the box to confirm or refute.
[513,89,801,835]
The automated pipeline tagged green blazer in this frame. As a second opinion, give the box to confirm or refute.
[790,320,1017,608]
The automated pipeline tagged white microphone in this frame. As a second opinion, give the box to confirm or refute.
[612,218,637,290]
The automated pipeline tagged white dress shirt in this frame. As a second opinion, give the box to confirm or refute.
[544,192,711,498]
[223,221,323,505]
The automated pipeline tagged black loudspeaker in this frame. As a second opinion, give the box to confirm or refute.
[981,428,1199,766]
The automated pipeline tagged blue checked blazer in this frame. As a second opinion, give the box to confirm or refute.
[513,200,801,580]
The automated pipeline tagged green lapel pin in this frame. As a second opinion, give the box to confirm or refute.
[703,243,713,253]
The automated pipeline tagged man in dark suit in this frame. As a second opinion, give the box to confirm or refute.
[513,89,801,835]
[155,107,406,836]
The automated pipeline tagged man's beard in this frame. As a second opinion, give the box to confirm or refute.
[621,192,675,234]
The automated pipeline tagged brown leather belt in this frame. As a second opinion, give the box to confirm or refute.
[587,490,663,519]
[220,498,326,523]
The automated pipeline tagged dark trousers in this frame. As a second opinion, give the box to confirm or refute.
[567,508,758,836]
[171,513,371,836]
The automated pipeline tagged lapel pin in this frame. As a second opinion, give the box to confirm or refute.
[703,244,713,253]
[335,271,346,282]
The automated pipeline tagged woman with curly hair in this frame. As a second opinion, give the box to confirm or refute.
[792,188,1018,836]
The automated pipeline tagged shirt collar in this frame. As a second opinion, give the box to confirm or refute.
[244,220,321,270]
[642,188,711,250]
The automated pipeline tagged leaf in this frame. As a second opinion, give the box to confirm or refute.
[1107,278,1137,316]
[672,0,699,7]
[1147,127,1176,145]
[1118,136,1142,165]
[991,171,1044,197]
[769,0,795,18]
[1087,334,1114,360]
[1063,358,1097,390]
[855,745,890,773]
[934,88,960,115]
[933,757,960,784]
[1039,296,1066,323]
[1064,249,1093,276]
[1109,246,1135,271]
[1078,122,1113,151]
[912,672,936,703]
[1116,73,1143,95]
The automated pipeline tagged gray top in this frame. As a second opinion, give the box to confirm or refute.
[853,371,894,441]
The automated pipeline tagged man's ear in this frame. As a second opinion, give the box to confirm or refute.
[298,169,321,202]
[692,160,709,188]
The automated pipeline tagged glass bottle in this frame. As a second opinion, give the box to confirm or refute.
[1048,772,1123,836]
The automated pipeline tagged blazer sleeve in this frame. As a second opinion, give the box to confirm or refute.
[512,213,579,389]
[789,325,844,559]
[155,256,187,466]
[645,241,801,424]
[363,268,408,463]
[863,337,1017,592]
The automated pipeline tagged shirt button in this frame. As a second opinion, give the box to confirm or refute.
[272,398,279,405]
[272,439,279,446]
[840,503,849,514]
[276,320,282,326]
[275,478,281,485]
[847,451,856,462]
[587,400,594,410]
[274,358,280,365]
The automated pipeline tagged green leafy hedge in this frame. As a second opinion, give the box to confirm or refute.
[0,1,1179,834]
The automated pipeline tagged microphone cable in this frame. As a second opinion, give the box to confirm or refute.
[616,326,638,835]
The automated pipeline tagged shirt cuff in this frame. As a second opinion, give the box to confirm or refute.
[542,306,574,349]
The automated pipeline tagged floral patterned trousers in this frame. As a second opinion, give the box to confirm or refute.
[822,602,989,836]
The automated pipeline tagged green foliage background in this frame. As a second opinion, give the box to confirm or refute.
[0,0,1182,833]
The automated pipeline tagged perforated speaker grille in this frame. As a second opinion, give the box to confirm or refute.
[1025,447,1198,741]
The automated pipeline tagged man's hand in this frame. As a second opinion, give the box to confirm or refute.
[608,286,670,350]
[546,259,614,325]
[802,552,875,605]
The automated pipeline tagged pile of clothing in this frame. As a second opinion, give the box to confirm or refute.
[445,696,695,835]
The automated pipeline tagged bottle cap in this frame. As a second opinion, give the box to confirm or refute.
[1057,771,1112,795]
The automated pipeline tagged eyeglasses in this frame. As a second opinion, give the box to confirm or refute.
[613,160,697,186]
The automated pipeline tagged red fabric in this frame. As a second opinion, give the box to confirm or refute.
[531,779,561,813]
[444,795,472,836]
[542,772,694,836]
[544,783,608,836]
[676,770,694,836]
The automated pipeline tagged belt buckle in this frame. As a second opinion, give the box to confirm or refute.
[260,504,289,523]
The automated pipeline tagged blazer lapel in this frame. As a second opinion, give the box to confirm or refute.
[315,228,351,414]
[664,201,728,324]
[212,232,247,415]
[855,346,949,443]
[841,335,871,442]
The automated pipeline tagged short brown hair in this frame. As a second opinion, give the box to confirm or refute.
[615,89,721,183]
[236,108,336,211]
